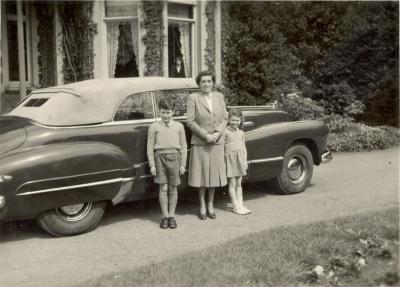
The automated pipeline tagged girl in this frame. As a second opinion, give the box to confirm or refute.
[224,109,251,215]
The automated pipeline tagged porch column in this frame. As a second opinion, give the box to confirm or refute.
[215,0,221,84]
[17,0,26,99]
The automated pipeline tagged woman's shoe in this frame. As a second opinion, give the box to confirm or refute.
[197,211,207,220]
[168,217,177,229]
[206,210,216,219]
[160,217,169,229]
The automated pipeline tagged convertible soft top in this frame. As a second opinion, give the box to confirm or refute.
[8,77,198,126]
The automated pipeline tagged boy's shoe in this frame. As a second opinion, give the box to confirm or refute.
[160,217,169,229]
[168,217,177,229]
[241,206,251,214]
[233,207,247,215]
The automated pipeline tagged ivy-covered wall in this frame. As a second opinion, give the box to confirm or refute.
[57,1,97,84]
[141,1,164,76]
[204,1,216,75]
[35,2,56,88]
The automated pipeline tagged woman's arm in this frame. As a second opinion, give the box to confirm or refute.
[186,93,209,139]
[213,93,228,134]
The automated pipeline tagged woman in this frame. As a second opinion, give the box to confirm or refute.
[187,71,228,220]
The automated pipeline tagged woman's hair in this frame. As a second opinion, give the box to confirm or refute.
[228,108,244,128]
[195,71,216,86]
[158,97,175,111]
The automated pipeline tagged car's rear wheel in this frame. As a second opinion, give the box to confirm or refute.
[274,144,313,194]
[36,201,107,237]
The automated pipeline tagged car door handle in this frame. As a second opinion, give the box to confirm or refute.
[243,121,254,127]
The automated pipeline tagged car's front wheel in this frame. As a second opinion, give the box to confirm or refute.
[274,144,313,194]
[36,201,107,237]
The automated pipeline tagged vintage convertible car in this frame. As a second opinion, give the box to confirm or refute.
[0,77,331,236]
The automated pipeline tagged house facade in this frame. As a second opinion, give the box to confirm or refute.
[0,0,222,112]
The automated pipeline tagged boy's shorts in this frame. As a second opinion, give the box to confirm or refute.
[154,150,181,186]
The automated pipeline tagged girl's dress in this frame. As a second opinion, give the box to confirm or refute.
[224,126,247,178]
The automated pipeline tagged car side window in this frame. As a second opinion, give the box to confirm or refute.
[153,89,197,117]
[114,92,153,121]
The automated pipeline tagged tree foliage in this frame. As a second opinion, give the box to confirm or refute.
[222,1,398,126]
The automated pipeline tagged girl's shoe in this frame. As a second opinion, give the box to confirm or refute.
[233,207,247,215]
[241,206,251,214]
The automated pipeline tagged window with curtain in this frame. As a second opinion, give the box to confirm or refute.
[168,3,194,78]
[105,1,139,78]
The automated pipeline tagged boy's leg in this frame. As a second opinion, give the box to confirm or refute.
[159,184,169,218]
[168,184,178,217]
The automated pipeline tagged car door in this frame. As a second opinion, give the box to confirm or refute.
[110,92,158,200]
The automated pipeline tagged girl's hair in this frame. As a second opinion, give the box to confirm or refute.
[228,108,244,129]
[195,71,216,86]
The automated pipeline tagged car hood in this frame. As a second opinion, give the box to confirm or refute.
[0,116,28,156]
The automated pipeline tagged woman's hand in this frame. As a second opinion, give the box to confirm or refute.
[150,167,157,176]
[179,166,186,175]
[206,134,215,143]
[212,132,220,142]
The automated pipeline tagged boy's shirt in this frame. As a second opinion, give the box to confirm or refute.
[146,119,187,169]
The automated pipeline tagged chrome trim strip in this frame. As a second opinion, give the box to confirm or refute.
[139,175,154,179]
[250,157,283,164]
[17,177,135,196]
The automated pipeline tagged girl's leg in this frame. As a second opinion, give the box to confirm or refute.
[168,184,178,217]
[159,184,169,218]
[236,177,250,214]
[198,187,206,215]
[228,177,240,210]
[207,187,215,214]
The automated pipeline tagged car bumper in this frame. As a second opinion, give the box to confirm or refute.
[321,150,332,164]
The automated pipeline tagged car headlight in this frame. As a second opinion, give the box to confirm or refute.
[0,175,13,183]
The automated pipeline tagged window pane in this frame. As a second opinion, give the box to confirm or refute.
[114,93,153,121]
[107,21,139,78]
[154,90,196,117]
[105,1,137,17]
[7,21,28,81]
[168,21,192,78]
[168,3,193,19]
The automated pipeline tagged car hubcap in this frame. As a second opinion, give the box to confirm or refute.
[287,155,306,184]
[56,202,92,222]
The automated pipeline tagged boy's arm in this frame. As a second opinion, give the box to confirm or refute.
[179,124,187,169]
[146,125,156,168]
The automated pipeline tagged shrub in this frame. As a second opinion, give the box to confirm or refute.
[327,123,400,152]
[278,93,325,120]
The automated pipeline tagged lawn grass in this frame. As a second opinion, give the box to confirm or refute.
[89,209,399,287]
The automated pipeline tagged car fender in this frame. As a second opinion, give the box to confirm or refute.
[0,141,134,220]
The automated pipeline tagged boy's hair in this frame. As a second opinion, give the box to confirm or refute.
[228,108,244,129]
[158,97,175,111]
[195,70,216,86]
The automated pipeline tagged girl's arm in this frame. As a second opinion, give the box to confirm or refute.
[242,131,248,167]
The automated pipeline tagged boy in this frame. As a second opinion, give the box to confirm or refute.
[147,97,187,229]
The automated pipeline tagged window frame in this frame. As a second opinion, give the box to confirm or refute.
[167,2,196,79]
[103,0,139,79]
[112,92,155,122]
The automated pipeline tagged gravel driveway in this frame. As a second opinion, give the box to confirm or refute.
[0,147,398,287]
